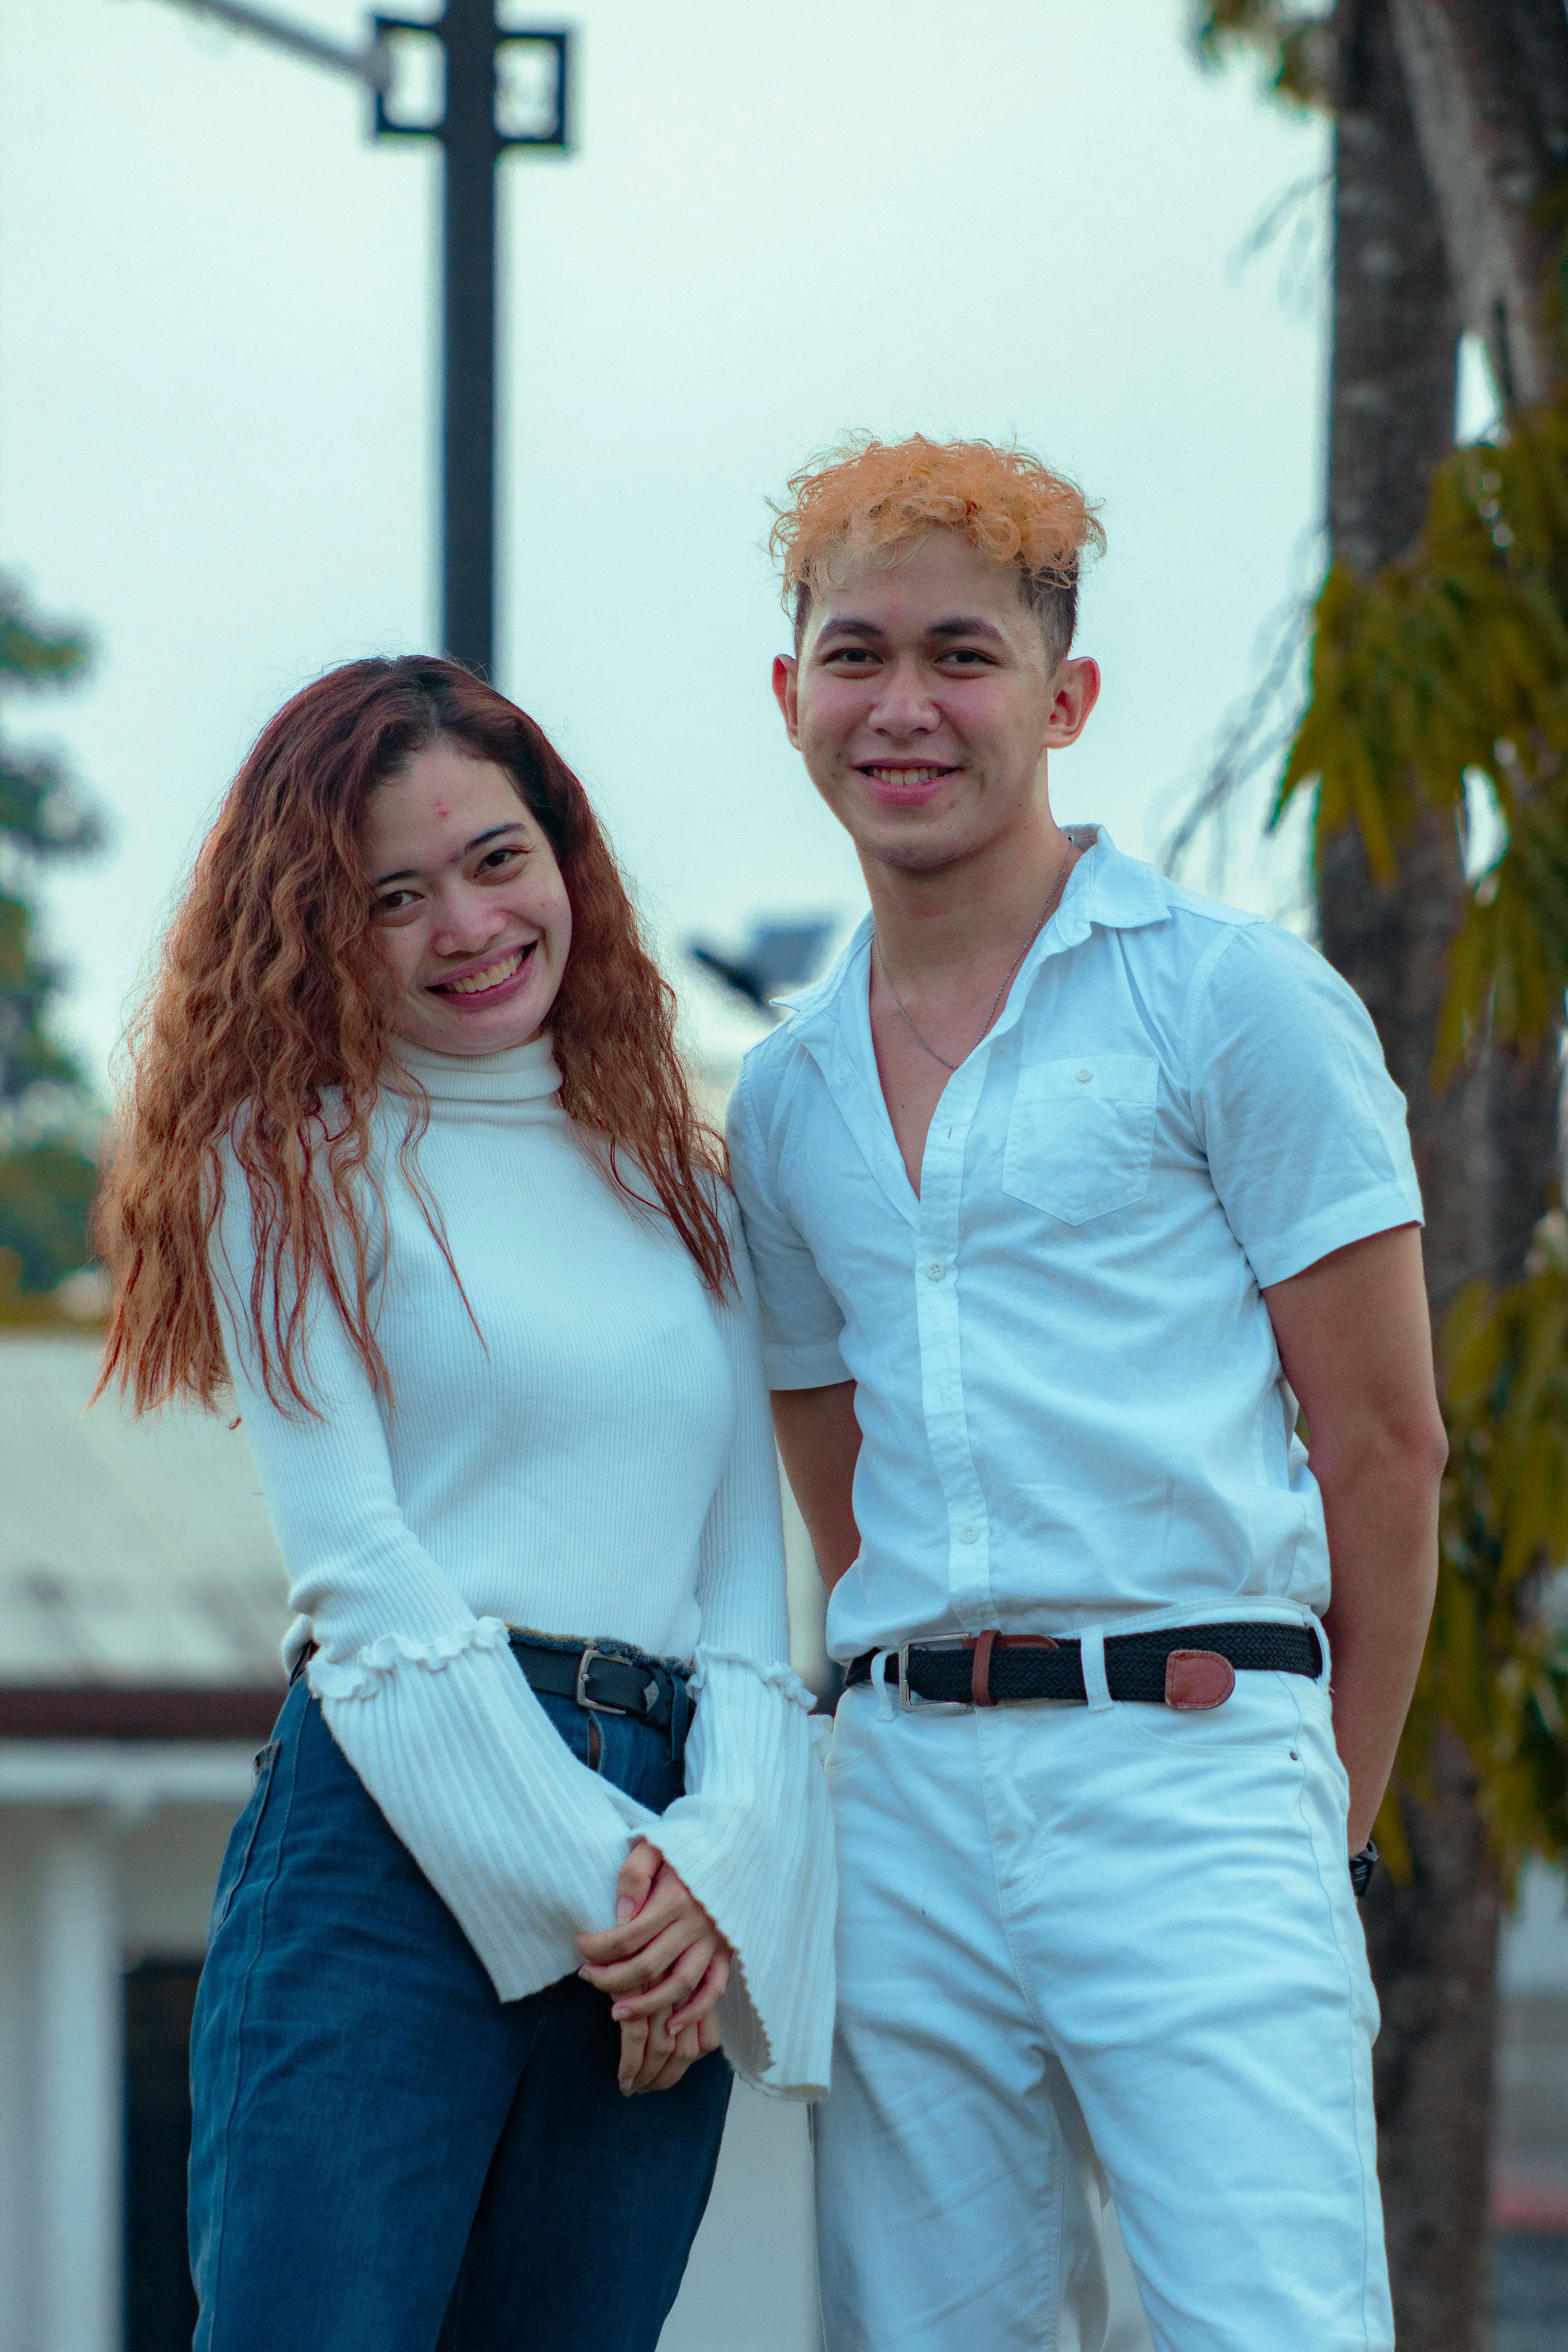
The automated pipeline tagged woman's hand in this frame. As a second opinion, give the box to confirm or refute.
[576,1839,733,2091]
[615,2000,725,2095]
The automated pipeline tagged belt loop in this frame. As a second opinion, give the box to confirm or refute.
[669,1670,688,1762]
[871,1650,896,1722]
[971,1630,998,1708]
[1079,1627,1113,1712]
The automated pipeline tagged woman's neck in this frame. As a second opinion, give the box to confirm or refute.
[389,1030,563,1106]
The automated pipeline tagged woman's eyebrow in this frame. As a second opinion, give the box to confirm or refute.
[371,823,527,888]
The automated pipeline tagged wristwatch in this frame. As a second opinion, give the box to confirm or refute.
[1349,1839,1378,1901]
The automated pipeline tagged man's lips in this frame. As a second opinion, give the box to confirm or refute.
[428,941,535,1001]
[855,762,960,806]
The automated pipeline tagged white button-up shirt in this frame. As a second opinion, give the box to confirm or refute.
[726,829,1422,1660]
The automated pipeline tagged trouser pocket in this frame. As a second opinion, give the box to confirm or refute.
[207,1740,280,1944]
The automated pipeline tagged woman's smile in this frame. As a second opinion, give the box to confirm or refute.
[427,939,537,1002]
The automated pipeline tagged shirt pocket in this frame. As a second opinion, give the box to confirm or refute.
[1002,1054,1159,1225]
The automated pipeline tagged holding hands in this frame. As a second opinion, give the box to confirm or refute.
[576,1839,732,2094]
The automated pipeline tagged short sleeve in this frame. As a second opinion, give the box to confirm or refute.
[1187,923,1424,1289]
[726,1056,848,1389]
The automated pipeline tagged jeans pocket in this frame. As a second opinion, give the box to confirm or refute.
[823,1689,877,1782]
[207,1740,279,1945]
[1113,1668,1308,1759]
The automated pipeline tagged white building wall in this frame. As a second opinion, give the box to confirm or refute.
[37,1827,122,2352]
[0,1812,45,2352]
[0,1769,253,2352]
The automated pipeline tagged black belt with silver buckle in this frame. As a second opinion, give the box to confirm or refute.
[844,1620,1324,1711]
[508,1632,691,1734]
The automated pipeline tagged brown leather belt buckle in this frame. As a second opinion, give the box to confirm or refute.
[1164,1649,1236,1711]
[967,1630,1060,1708]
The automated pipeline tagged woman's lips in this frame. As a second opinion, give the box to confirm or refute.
[429,941,535,1005]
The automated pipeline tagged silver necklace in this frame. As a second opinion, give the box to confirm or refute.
[872,845,1080,1073]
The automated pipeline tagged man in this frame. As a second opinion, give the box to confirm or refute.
[725,435,1446,2352]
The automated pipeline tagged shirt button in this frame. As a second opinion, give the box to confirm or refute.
[958,1524,978,1544]
[926,1261,946,1281]
[1076,1066,1093,1083]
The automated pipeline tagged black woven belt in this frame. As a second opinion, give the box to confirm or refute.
[509,1632,690,1733]
[844,1620,1323,1709]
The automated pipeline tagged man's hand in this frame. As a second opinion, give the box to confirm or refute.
[1263,1223,1447,1851]
[577,1839,732,2093]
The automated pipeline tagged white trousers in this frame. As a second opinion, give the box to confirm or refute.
[813,1646,1392,2352]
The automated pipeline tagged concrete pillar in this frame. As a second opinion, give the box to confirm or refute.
[37,1824,121,2352]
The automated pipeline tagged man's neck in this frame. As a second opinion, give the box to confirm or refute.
[863,810,1076,985]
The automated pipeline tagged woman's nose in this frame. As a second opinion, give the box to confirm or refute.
[431,890,508,955]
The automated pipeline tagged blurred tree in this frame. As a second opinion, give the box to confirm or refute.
[0,575,103,1301]
[1190,6,1568,2344]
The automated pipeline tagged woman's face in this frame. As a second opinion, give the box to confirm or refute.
[362,740,573,1058]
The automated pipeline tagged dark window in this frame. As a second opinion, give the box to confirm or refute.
[124,1959,201,2352]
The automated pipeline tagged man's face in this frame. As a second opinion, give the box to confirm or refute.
[772,533,1099,876]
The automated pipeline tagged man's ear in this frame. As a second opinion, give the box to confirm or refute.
[772,653,801,748]
[1043,656,1101,751]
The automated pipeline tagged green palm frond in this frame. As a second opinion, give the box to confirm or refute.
[1280,406,1568,1059]
[1189,3,1330,108]
[1392,1234,1568,1891]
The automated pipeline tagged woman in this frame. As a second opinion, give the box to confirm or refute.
[96,656,836,2352]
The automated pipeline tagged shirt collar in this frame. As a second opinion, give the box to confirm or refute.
[772,827,1169,1044]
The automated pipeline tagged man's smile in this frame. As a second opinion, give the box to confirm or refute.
[856,761,961,804]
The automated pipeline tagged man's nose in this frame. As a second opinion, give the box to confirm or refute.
[868,656,940,734]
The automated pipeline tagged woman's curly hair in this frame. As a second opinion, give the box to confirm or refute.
[770,432,1105,663]
[95,656,729,1416]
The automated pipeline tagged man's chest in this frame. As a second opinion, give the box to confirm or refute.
[867,1014,951,1198]
[774,1021,1218,1309]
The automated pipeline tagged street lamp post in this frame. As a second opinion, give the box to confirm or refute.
[146,0,573,678]
[440,0,501,674]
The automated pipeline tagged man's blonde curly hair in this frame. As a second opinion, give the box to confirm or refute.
[769,433,1105,666]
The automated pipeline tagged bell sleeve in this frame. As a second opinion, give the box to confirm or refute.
[645,1201,839,2100]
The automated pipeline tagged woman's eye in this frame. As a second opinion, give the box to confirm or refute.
[478,845,524,874]
[373,889,416,917]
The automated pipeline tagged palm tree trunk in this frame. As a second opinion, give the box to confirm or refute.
[1321,7,1501,2346]
[1387,0,1568,408]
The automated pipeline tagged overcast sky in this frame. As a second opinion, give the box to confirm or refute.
[1,0,1338,1086]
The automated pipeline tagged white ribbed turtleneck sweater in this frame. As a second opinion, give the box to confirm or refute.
[210,1034,835,2097]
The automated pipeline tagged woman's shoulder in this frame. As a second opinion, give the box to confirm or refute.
[209,1090,398,1264]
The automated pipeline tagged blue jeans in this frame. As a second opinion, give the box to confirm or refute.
[189,1646,732,2351]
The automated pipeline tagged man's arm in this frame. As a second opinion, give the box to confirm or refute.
[772,1381,862,1590]
[1262,1223,1447,1852]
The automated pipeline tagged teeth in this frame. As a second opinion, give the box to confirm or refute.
[867,766,948,784]
[442,946,528,996]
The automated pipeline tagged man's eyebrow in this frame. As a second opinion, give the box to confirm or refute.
[813,617,887,645]
[813,614,1009,647]
[927,616,1008,643]
[370,822,528,889]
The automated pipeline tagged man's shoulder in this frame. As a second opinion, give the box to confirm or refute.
[1074,838,1369,1057]
[1098,846,1267,951]
[732,1010,820,1147]
[731,926,867,1134]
